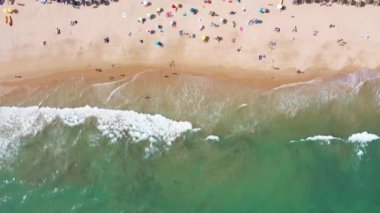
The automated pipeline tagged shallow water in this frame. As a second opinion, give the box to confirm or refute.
[1,70,380,212]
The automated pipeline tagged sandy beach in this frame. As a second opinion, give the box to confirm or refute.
[3,1,380,211]
[1,0,380,83]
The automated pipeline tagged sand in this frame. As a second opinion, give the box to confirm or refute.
[1,0,380,83]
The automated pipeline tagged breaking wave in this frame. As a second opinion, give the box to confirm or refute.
[0,106,194,163]
[291,132,380,158]
[290,135,343,144]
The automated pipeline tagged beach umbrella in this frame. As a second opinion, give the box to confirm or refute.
[170,20,176,27]
[201,34,208,41]
[176,3,182,8]
[138,17,145,23]
[155,41,163,47]
[220,18,227,24]
[157,7,163,13]
[258,8,266,13]
[146,13,154,19]
[190,8,197,14]
[166,11,173,17]
[3,8,13,14]
[277,0,284,10]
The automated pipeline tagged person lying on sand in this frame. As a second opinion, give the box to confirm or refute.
[214,36,223,42]
[104,37,110,43]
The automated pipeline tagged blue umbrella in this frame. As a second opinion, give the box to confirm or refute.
[190,8,198,14]
[155,41,163,47]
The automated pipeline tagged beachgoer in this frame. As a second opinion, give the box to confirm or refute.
[214,36,223,42]
[104,37,110,43]
[169,60,175,68]
[56,28,61,35]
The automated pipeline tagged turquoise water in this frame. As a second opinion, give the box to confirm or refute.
[1,70,380,212]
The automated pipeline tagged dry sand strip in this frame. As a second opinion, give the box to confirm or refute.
[0,0,379,82]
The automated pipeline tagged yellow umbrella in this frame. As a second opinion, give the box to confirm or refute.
[7,8,13,14]
[201,34,208,41]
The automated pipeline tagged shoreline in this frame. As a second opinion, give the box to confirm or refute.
[0,62,372,93]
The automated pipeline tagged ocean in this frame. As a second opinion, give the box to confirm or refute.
[1,70,380,212]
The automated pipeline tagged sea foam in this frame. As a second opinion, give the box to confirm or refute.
[290,135,342,144]
[348,132,380,157]
[206,135,220,142]
[291,132,380,158]
[0,106,194,161]
[303,135,342,144]
[348,132,380,143]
